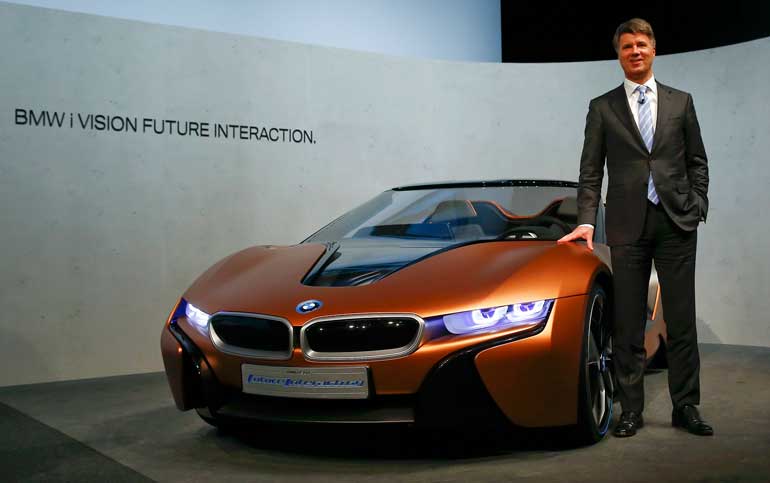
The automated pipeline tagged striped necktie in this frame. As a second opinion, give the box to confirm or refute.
[637,85,659,205]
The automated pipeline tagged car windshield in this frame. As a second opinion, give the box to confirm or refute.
[305,182,583,244]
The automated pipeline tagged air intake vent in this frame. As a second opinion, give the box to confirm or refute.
[301,314,424,361]
[209,313,292,360]
[309,266,398,286]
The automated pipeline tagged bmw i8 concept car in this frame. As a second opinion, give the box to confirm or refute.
[161,180,665,444]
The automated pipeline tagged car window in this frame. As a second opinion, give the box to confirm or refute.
[305,184,583,243]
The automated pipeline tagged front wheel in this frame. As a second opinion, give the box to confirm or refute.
[569,285,614,444]
[195,407,233,432]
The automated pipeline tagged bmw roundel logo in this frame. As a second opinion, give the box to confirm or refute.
[296,300,322,314]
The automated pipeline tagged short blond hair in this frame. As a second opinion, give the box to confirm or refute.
[613,18,656,53]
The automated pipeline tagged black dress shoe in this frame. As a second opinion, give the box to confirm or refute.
[614,411,644,437]
[672,404,714,436]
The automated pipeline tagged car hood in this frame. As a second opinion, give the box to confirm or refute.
[184,239,604,324]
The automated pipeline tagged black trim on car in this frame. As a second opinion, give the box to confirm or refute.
[393,179,578,191]
[300,241,341,285]
[168,322,225,411]
[416,313,550,429]
[215,393,415,424]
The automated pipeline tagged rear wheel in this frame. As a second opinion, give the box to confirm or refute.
[570,285,614,444]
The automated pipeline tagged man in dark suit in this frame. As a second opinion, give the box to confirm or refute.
[558,18,713,437]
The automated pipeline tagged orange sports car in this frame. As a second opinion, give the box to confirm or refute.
[161,180,665,444]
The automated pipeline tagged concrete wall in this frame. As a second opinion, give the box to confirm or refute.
[1,2,768,385]
[5,0,502,62]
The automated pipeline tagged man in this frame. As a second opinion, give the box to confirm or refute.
[558,18,713,437]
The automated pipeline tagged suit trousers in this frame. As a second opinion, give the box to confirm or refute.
[610,200,700,413]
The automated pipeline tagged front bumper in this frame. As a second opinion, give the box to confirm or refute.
[160,295,588,428]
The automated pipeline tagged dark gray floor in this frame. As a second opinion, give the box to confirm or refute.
[1,343,769,482]
[0,402,153,483]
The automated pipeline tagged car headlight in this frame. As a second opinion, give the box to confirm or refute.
[442,299,553,335]
[185,301,211,329]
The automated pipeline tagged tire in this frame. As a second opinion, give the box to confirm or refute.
[198,413,219,428]
[198,414,219,428]
[569,285,614,445]
[196,408,226,430]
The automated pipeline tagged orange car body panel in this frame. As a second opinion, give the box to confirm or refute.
[475,295,587,427]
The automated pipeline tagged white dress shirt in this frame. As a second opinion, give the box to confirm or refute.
[624,75,658,132]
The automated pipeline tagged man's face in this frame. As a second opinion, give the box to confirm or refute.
[618,32,656,82]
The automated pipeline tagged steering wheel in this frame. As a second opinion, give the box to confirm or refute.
[497,216,572,240]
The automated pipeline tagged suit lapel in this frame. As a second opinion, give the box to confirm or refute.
[652,81,672,154]
[608,85,647,152]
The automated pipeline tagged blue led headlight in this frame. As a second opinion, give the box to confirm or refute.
[442,299,553,335]
[184,301,211,329]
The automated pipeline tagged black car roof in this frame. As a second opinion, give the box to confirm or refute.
[392,180,578,191]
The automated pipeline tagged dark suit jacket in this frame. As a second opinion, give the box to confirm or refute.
[576,81,709,246]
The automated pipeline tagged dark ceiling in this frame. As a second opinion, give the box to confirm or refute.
[501,0,770,62]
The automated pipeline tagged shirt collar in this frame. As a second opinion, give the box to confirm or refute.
[624,75,657,98]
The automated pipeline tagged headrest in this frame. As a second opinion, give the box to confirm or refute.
[428,200,477,223]
[556,196,578,219]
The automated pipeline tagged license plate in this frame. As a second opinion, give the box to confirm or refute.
[241,364,369,399]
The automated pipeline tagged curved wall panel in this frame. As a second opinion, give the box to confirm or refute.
[7,0,502,62]
[0,3,767,385]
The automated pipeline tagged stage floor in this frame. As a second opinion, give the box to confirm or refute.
[2,343,769,482]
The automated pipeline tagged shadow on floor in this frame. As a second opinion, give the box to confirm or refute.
[210,418,597,460]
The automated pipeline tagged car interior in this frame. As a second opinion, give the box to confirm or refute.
[423,197,578,240]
